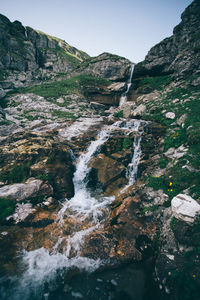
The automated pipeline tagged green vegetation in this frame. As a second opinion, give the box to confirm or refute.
[142,205,158,215]
[51,110,77,119]
[0,163,31,184]
[0,198,15,224]
[113,110,123,118]
[0,98,8,108]
[164,128,187,151]
[158,157,168,169]
[122,137,132,150]
[8,74,111,99]
[0,70,8,81]
[36,174,49,181]
[171,269,200,300]
[139,75,172,92]
[170,216,177,230]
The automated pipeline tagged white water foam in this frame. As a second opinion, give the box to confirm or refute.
[120,119,147,193]
[3,119,147,300]
[58,117,103,141]
[119,64,135,106]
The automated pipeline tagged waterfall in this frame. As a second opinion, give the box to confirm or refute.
[24,26,28,38]
[0,119,147,300]
[119,64,134,106]
[120,119,147,193]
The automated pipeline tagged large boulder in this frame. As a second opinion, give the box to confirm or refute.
[171,193,200,223]
[89,154,126,194]
[0,178,53,201]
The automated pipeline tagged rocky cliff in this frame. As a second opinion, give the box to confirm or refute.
[134,0,200,78]
[0,13,89,75]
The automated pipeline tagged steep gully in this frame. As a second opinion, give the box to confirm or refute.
[0,66,153,300]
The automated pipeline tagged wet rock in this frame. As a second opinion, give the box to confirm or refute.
[0,178,53,201]
[89,154,126,192]
[107,82,126,92]
[171,193,200,223]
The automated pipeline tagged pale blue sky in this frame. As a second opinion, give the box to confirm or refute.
[1,0,193,62]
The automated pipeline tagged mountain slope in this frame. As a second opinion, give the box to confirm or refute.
[134,0,200,78]
[0,13,89,76]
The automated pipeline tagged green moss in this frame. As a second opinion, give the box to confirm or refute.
[36,174,49,181]
[0,98,8,108]
[0,198,15,224]
[113,110,123,118]
[122,137,132,150]
[0,162,31,183]
[170,216,177,230]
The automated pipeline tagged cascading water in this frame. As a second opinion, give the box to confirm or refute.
[0,118,147,300]
[119,64,135,106]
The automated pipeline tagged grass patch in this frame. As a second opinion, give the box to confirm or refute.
[158,157,168,168]
[0,198,15,224]
[164,128,187,151]
[139,75,172,91]
[51,110,77,119]
[8,74,111,99]
[113,110,123,118]
[0,162,31,184]
[142,205,158,215]
[122,137,132,150]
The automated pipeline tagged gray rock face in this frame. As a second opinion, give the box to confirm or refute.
[74,53,131,81]
[0,178,53,201]
[0,13,89,75]
[134,0,200,78]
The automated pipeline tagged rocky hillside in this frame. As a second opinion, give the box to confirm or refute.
[0,1,200,300]
[134,0,200,78]
[0,13,89,77]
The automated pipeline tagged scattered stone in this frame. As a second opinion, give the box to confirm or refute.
[90,102,106,110]
[165,112,175,119]
[1,232,8,236]
[11,203,36,223]
[0,88,6,99]
[164,145,188,159]
[177,114,187,126]
[143,187,169,205]
[171,194,200,223]
[56,97,65,104]
[132,104,146,117]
